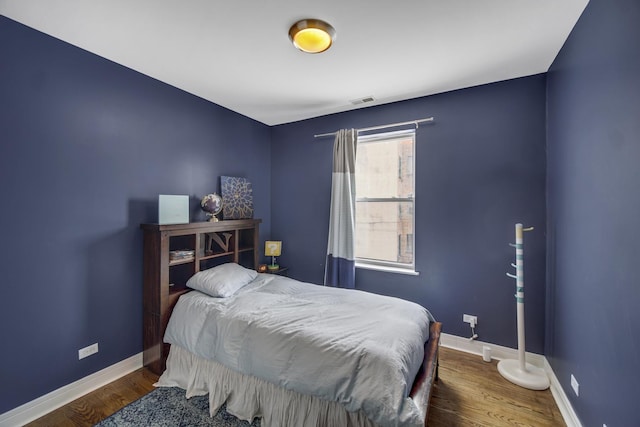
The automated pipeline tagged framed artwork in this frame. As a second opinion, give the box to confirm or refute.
[221,176,254,219]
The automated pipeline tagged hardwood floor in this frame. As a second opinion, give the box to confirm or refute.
[25,369,158,427]
[26,347,565,426]
[429,347,565,426]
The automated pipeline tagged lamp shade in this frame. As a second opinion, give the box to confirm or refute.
[289,19,336,53]
[265,241,282,257]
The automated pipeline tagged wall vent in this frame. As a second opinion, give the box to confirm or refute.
[349,96,375,105]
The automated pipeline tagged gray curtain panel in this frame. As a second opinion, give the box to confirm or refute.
[324,129,357,288]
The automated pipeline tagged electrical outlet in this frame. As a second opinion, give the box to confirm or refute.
[78,343,99,360]
[463,314,477,327]
[571,374,579,396]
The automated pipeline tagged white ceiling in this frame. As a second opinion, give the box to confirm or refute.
[0,0,588,126]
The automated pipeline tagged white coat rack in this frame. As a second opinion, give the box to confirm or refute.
[497,223,549,390]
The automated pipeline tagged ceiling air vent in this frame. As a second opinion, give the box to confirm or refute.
[349,96,375,105]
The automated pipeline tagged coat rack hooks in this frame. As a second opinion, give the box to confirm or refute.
[497,223,550,390]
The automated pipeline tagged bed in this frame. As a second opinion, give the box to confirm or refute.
[155,263,442,427]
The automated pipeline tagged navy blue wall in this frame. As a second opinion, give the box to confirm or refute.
[0,16,271,413]
[7,2,638,424]
[547,1,640,425]
[271,76,547,352]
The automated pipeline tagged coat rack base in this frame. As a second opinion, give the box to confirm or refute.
[497,359,550,390]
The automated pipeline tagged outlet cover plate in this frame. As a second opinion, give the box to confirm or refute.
[463,314,477,325]
[571,374,579,396]
[78,343,99,360]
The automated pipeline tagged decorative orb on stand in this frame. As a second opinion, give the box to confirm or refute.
[200,193,223,222]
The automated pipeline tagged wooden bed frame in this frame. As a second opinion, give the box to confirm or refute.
[412,321,442,425]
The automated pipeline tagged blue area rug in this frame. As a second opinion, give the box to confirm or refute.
[95,386,261,426]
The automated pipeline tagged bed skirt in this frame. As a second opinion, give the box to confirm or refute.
[156,344,384,427]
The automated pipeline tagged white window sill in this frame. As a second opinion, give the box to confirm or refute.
[355,262,419,276]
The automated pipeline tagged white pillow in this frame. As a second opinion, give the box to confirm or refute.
[186,263,258,297]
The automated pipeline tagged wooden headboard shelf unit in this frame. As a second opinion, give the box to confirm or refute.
[141,219,261,374]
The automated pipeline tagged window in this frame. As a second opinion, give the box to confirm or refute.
[355,129,416,274]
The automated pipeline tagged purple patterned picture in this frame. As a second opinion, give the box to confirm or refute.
[220,176,254,219]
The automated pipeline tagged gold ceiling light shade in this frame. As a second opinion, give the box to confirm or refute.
[288,19,336,54]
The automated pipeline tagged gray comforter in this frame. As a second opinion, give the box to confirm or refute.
[164,274,433,427]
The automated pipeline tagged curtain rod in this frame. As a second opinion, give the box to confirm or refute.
[313,117,434,138]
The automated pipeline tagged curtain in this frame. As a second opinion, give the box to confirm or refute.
[324,129,357,288]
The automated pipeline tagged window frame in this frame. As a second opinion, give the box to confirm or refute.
[354,129,418,275]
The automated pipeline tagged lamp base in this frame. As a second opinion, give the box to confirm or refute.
[267,264,280,271]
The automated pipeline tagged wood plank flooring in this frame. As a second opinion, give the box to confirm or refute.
[25,368,158,427]
[26,347,565,426]
[428,347,565,426]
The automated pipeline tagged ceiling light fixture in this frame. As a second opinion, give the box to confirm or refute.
[288,19,336,54]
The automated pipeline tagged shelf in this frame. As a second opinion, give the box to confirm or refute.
[200,251,233,261]
[199,247,253,261]
[169,257,195,266]
[141,219,261,234]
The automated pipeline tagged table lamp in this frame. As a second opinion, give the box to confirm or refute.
[265,241,282,271]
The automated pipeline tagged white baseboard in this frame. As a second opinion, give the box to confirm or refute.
[440,332,546,366]
[543,357,583,427]
[440,333,582,427]
[0,352,143,427]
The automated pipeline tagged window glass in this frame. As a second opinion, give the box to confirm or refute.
[355,130,415,272]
